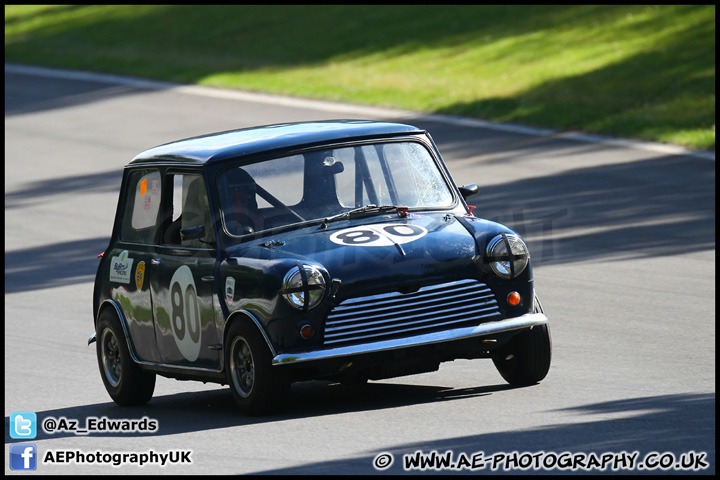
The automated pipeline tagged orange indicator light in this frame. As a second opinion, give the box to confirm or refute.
[300,324,315,339]
[507,292,521,306]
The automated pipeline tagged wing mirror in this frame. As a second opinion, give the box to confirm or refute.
[458,183,479,200]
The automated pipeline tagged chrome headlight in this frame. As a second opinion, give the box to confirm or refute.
[282,265,326,310]
[486,233,529,279]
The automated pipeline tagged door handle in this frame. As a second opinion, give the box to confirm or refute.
[151,258,161,265]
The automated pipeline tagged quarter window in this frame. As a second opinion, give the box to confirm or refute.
[120,170,161,244]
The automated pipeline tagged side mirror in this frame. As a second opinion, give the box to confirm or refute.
[458,183,479,200]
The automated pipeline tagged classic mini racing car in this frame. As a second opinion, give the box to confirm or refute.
[90,120,551,414]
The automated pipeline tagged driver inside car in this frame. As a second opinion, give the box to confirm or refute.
[226,168,264,235]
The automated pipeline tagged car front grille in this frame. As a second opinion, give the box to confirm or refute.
[323,279,501,347]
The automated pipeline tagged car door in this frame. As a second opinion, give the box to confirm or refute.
[149,171,222,369]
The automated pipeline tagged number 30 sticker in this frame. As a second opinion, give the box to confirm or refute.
[330,224,427,247]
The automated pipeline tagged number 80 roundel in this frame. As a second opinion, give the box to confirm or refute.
[329,224,427,247]
[169,265,202,362]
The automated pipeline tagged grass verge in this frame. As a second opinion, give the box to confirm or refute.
[5,5,715,151]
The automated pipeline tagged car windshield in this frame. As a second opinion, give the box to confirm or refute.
[218,141,455,236]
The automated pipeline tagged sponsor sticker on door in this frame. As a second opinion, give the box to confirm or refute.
[109,250,134,284]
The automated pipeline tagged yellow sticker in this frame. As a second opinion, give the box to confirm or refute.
[135,261,146,290]
[140,178,148,196]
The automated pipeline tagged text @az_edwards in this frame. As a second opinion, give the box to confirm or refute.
[42,416,157,435]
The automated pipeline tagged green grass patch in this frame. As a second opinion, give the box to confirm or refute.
[5,5,715,151]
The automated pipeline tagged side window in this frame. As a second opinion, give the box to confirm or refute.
[162,173,216,248]
[120,170,161,244]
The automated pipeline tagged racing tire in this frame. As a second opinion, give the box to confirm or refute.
[96,310,156,406]
[225,321,289,415]
[492,295,551,386]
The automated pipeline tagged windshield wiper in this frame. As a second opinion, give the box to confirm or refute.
[320,205,399,228]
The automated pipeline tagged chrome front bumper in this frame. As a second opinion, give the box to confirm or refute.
[272,312,548,365]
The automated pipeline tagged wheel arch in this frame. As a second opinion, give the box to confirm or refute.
[223,310,277,359]
[95,299,142,364]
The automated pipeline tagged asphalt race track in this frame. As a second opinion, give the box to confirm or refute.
[4,64,715,475]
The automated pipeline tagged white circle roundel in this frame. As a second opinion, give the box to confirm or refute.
[330,224,427,247]
[169,265,202,362]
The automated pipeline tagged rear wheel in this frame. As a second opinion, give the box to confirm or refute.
[225,321,289,414]
[96,309,155,405]
[492,295,551,385]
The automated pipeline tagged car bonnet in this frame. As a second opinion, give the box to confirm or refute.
[225,212,493,294]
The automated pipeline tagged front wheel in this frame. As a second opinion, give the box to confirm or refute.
[225,321,289,414]
[96,310,155,405]
[492,295,551,386]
